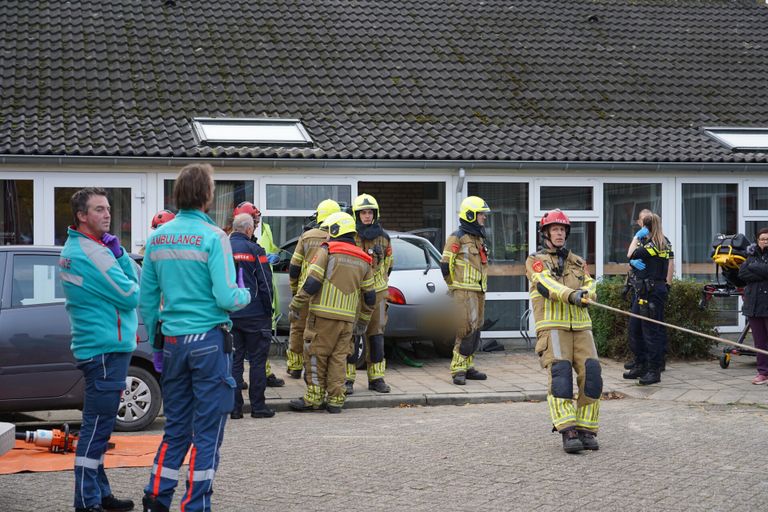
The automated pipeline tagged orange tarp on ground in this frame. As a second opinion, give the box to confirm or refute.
[0,435,188,475]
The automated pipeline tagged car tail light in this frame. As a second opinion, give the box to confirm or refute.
[387,286,406,305]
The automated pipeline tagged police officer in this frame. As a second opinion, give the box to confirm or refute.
[61,187,138,512]
[623,212,671,385]
[140,164,250,512]
[288,212,376,413]
[286,199,340,378]
[232,201,285,388]
[440,196,491,385]
[345,194,394,394]
[525,209,601,454]
[229,213,276,419]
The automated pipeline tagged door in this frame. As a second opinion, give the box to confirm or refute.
[43,175,145,252]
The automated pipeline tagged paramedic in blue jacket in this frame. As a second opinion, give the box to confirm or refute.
[140,163,251,512]
[229,212,276,419]
[60,187,139,512]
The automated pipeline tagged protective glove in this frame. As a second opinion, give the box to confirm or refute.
[568,289,589,307]
[629,259,646,271]
[267,253,280,265]
[237,267,245,288]
[288,307,301,323]
[634,227,649,240]
[101,233,123,258]
[152,351,163,374]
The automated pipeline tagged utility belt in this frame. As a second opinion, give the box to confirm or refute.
[631,279,666,316]
[152,322,233,354]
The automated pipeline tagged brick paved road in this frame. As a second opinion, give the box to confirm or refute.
[2,398,767,511]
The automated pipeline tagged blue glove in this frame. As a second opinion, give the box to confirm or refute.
[153,351,163,374]
[237,267,245,288]
[101,233,123,258]
[630,259,646,270]
[634,227,649,240]
[267,253,279,265]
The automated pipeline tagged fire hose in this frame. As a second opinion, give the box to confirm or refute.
[584,298,768,357]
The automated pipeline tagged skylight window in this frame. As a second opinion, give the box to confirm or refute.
[703,127,768,152]
[192,118,313,146]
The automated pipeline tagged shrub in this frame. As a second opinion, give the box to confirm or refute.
[591,277,717,360]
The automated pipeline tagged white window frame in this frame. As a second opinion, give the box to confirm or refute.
[0,171,43,245]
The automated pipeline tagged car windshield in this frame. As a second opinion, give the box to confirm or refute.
[391,237,441,271]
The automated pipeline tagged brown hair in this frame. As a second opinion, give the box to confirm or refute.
[757,227,768,241]
[173,163,214,210]
[70,187,108,227]
[642,213,667,251]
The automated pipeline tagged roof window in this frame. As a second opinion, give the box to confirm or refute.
[703,127,768,151]
[192,118,313,146]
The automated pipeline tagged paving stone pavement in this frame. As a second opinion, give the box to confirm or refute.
[2,399,767,511]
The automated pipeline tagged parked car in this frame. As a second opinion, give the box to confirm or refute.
[273,232,454,356]
[0,246,161,431]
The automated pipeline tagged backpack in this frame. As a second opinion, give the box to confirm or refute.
[710,233,750,270]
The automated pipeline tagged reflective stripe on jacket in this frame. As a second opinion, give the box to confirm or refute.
[441,231,488,292]
[354,232,393,293]
[289,227,328,295]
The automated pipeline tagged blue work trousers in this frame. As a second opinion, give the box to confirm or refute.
[232,317,272,413]
[628,285,669,369]
[73,351,131,509]
[144,327,236,512]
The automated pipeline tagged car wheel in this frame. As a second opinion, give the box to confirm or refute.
[432,337,455,358]
[115,365,162,432]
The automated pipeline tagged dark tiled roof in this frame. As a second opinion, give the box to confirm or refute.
[1,0,768,162]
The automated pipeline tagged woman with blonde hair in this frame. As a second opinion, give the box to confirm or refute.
[623,213,672,385]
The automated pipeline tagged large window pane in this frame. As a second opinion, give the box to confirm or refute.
[266,184,351,210]
[1,179,34,244]
[54,188,132,248]
[468,182,528,292]
[746,221,768,242]
[483,299,528,331]
[748,187,768,210]
[541,186,593,211]
[164,179,254,230]
[262,216,308,248]
[603,183,662,276]
[681,183,737,280]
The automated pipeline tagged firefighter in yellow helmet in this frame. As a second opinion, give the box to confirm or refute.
[440,196,491,385]
[285,199,341,378]
[288,212,376,413]
[345,194,394,394]
[525,209,601,453]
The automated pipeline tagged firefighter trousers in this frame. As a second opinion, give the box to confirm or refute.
[286,302,309,372]
[535,329,602,432]
[347,291,388,383]
[450,289,485,375]
[303,313,353,408]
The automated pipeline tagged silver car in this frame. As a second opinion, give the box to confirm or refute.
[273,232,453,356]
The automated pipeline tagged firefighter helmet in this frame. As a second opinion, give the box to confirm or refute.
[316,199,341,224]
[151,209,176,229]
[233,201,260,218]
[459,196,491,223]
[352,194,379,212]
[539,209,571,238]
[321,212,357,238]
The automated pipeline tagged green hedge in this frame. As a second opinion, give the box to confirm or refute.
[591,277,717,360]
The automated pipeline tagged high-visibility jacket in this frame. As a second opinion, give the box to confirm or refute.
[140,209,251,347]
[440,230,488,292]
[354,232,393,293]
[526,248,596,333]
[60,227,140,360]
[288,227,328,295]
[290,241,376,322]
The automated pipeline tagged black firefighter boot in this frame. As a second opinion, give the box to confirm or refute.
[561,428,584,454]
[638,367,661,385]
[466,367,487,380]
[368,378,391,393]
[453,372,467,385]
[577,430,599,450]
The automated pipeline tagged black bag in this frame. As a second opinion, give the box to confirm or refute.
[710,233,750,270]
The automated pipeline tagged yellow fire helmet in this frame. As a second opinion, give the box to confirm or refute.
[459,196,491,223]
[353,194,379,212]
[320,211,357,238]
[315,199,341,224]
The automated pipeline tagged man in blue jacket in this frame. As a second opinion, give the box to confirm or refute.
[229,213,276,419]
[140,164,250,512]
[60,187,139,512]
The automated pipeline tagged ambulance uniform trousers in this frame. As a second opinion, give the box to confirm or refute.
[231,317,271,413]
[145,327,236,512]
[628,285,668,370]
[74,352,131,509]
[286,302,309,372]
[450,289,485,375]
[535,329,602,432]
[303,313,353,408]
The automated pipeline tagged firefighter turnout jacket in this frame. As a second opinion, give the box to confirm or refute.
[440,230,489,292]
[354,232,393,293]
[288,227,329,295]
[290,241,376,322]
[525,248,596,332]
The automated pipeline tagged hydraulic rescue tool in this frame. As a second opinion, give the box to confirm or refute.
[16,423,79,453]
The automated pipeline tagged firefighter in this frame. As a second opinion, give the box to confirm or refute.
[286,199,341,378]
[288,212,376,413]
[140,209,176,256]
[232,201,285,388]
[525,209,601,454]
[345,193,394,394]
[440,196,491,385]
